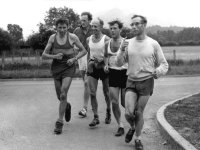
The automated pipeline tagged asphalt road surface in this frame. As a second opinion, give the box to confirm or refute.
[0,76,200,150]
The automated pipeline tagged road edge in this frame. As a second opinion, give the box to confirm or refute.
[156,92,199,150]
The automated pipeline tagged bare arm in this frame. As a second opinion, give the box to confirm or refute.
[42,34,63,60]
[73,34,87,60]
[66,34,87,66]
[86,37,90,61]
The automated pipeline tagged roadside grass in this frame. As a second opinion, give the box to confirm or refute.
[0,58,200,79]
[164,93,200,150]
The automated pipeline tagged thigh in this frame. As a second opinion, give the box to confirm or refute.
[61,77,73,94]
[125,91,138,114]
[88,76,98,94]
[120,88,126,107]
[136,95,150,112]
[80,70,86,81]
[102,77,109,93]
[109,87,120,103]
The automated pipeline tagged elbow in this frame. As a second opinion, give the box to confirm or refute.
[41,53,46,60]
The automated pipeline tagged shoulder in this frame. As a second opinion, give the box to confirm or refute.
[49,34,56,43]
[147,36,161,50]
[73,27,81,34]
[104,35,110,42]
[147,36,159,45]
[69,32,79,41]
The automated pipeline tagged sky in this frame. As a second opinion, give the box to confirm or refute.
[1,0,200,39]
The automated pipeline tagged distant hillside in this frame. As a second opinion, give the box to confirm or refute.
[95,8,185,33]
[146,25,184,34]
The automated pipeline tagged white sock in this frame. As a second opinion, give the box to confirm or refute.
[135,136,141,140]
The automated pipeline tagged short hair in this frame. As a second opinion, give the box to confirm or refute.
[81,12,93,21]
[55,18,69,27]
[108,19,123,29]
[131,15,147,25]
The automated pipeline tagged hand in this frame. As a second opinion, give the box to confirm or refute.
[104,65,109,73]
[152,70,158,79]
[66,57,76,66]
[121,38,129,51]
[54,53,63,60]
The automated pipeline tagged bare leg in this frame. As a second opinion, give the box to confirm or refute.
[135,95,150,138]
[110,87,121,126]
[58,77,72,121]
[102,77,111,110]
[125,91,137,129]
[80,70,90,109]
[88,76,98,116]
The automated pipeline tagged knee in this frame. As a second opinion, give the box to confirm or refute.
[60,92,67,101]
[90,90,96,98]
[135,109,143,118]
[84,80,88,87]
[125,112,132,120]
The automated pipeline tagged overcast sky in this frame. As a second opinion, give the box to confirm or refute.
[1,0,200,38]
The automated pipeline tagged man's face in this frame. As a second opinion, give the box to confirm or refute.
[109,23,121,38]
[130,17,145,36]
[56,23,68,36]
[80,15,90,28]
[91,20,101,34]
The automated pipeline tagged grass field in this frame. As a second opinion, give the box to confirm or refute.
[162,46,200,60]
[0,46,200,78]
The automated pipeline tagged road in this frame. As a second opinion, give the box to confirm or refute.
[0,76,200,150]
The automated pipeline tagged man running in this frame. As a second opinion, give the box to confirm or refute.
[87,18,111,127]
[116,15,168,150]
[74,12,93,117]
[104,20,127,136]
[42,18,87,134]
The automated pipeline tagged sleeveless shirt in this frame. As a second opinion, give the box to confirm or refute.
[88,35,106,62]
[51,32,75,75]
[107,38,128,70]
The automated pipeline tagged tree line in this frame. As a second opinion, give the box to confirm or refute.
[1,7,200,53]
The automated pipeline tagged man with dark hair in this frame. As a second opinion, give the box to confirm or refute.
[74,12,93,117]
[42,18,87,134]
[104,19,127,136]
[87,18,111,127]
[116,15,168,150]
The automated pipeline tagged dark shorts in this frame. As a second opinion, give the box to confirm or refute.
[126,77,154,96]
[109,68,127,88]
[87,59,108,80]
[51,64,76,80]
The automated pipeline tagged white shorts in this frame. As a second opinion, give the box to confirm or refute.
[78,54,87,71]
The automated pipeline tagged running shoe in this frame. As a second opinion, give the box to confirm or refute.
[105,109,111,124]
[65,102,71,122]
[89,117,100,127]
[135,139,144,150]
[54,121,63,135]
[115,127,125,136]
[78,108,87,117]
[125,128,135,143]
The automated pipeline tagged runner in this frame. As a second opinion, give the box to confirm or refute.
[87,18,111,127]
[105,19,127,136]
[42,18,87,134]
[116,15,168,149]
[73,12,93,118]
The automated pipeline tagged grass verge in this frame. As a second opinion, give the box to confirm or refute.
[0,59,200,79]
[165,93,200,150]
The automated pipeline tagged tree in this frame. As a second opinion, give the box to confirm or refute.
[44,7,80,32]
[0,28,13,52]
[7,24,23,43]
